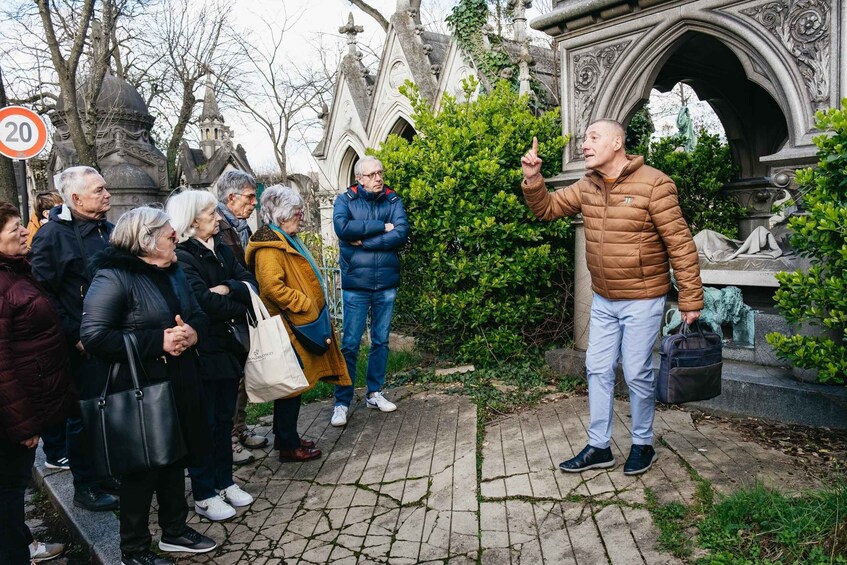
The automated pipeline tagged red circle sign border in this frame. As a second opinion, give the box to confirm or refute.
[0,106,48,160]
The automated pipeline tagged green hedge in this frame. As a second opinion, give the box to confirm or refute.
[374,79,573,365]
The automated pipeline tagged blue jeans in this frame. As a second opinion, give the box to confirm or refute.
[188,378,238,501]
[586,293,666,449]
[335,288,397,407]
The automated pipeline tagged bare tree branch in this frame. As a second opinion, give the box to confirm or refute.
[348,0,388,31]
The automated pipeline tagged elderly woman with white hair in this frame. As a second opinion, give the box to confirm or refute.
[80,207,217,565]
[165,189,257,522]
[245,185,351,463]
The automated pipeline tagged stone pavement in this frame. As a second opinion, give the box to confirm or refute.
[35,389,821,564]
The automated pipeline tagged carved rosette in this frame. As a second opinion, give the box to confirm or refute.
[570,41,630,157]
[740,0,830,110]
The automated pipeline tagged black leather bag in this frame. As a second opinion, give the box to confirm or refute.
[656,320,723,404]
[285,306,333,355]
[79,334,187,477]
[225,319,250,353]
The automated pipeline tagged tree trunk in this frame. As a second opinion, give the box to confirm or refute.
[166,78,199,187]
[0,67,20,207]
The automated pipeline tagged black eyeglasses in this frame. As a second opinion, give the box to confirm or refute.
[360,170,384,179]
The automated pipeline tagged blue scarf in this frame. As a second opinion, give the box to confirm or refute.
[217,202,251,249]
[269,224,326,295]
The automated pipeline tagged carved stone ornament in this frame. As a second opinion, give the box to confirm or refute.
[740,0,830,110]
[571,41,631,156]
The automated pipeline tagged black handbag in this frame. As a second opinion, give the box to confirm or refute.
[225,319,250,353]
[656,320,723,404]
[284,306,333,355]
[79,333,187,477]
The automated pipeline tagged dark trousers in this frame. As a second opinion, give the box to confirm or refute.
[119,462,188,554]
[40,422,67,462]
[273,395,302,451]
[69,356,108,489]
[0,441,35,565]
[188,378,238,501]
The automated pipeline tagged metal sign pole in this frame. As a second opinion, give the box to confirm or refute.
[14,159,28,218]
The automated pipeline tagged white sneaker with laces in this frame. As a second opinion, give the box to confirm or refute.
[219,484,253,507]
[331,405,348,427]
[366,392,397,412]
[194,495,236,521]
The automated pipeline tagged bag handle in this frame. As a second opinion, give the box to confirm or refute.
[680,319,707,340]
[97,333,150,401]
[246,283,271,326]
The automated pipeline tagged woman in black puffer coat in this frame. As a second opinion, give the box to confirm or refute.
[0,201,75,565]
[167,189,258,522]
[80,207,217,565]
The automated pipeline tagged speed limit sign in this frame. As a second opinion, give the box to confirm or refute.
[0,106,48,160]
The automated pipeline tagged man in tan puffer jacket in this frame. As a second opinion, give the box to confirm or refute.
[521,119,703,476]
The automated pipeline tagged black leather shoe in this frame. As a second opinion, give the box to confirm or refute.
[73,485,119,511]
[158,527,217,554]
[559,445,615,473]
[623,444,657,476]
[100,476,121,495]
[121,549,174,565]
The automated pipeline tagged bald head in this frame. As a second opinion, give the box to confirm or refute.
[582,119,628,177]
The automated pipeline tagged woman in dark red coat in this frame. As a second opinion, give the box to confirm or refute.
[0,201,75,564]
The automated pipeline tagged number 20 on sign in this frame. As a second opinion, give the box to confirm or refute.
[0,106,48,160]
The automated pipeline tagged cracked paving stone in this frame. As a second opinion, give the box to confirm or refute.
[481,477,507,498]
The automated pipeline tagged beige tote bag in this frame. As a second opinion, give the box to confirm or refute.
[244,284,309,402]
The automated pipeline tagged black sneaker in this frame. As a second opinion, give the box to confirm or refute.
[73,486,119,512]
[559,444,615,473]
[623,444,657,476]
[158,527,217,554]
[121,549,173,565]
[45,457,70,470]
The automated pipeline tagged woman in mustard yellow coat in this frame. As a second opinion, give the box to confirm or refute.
[245,185,351,462]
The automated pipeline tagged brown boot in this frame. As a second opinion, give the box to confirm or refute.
[278,447,321,462]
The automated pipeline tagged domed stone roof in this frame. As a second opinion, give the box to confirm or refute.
[56,71,150,118]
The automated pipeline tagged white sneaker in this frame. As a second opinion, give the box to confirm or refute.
[219,484,253,507]
[331,405,348,427]
[366,392,397,412]
[194,495,236,521]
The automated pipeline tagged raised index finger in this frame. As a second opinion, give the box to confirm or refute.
[532,136,538,155]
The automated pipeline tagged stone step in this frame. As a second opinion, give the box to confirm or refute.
[545,348,847,430]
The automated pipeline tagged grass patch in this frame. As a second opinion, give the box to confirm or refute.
[697,482,847,564]
[245,346,422,424]
[647,472,847,564]
[389,359,584,421]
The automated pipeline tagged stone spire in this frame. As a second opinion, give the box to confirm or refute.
[198,72,230,160]
[339,13,364,56]
[200,72,224,121]
[510,0,534,96]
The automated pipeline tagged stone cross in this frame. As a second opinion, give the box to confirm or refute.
[339,13,364,56]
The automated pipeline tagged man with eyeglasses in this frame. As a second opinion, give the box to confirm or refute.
[331,156,409,426]
[214,170,267,463]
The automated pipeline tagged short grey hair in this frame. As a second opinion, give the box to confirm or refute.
[110,206,171,257]
[55,166,100,209]
[354,156,382,177]
[216,169,257,203]
[166,188,217,243]
[260,185,303,226]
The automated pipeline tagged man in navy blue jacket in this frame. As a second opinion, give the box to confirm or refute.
[332,157,409,426]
